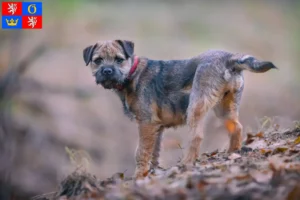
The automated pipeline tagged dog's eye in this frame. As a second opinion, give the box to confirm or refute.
[115,57,124,64]
[94,57,103,65]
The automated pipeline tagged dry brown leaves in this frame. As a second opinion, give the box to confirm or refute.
[35,127,300,200]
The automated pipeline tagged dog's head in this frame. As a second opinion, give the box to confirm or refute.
[83,40,134,89]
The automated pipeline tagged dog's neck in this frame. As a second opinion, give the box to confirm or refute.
[115,55,140,91]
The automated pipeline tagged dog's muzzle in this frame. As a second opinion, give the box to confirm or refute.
[95,66,121,90]
[95,66,115,84]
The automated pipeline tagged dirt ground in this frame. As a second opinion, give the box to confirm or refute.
[34,125,300,200]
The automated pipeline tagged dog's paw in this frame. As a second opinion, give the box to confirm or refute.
[227,145,242,153]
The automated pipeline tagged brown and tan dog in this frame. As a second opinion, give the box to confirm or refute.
[83,40,277,179]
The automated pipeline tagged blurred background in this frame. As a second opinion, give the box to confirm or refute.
[0,0,300,199]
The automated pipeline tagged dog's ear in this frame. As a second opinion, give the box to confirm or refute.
[116,40,134,58]
[83,44,97,66]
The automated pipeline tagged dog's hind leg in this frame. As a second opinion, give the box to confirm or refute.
[214,89,243,152]
[182,101,208,165]
[183,65,223,164]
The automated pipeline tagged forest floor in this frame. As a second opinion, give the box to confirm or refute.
[36,125,300,200]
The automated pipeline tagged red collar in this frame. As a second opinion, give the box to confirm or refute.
[115,56,139,91]
[128,55,139,79]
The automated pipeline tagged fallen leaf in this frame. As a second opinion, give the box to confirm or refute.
[293,136,300,145]
[228,153,241,160]
[197,180,208,191]
[260,148,272,156]
[289,149,299,154]
[247,139,268,150]
[256,132,264,138]
[245,133,255,144]
[273,147,289,154]
[215,164,227,171]
[210,149,218,157]
[202,150,218,158]
[233,174,252,181]
[250,170,272,183]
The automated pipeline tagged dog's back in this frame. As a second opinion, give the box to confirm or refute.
[130,50,276,128]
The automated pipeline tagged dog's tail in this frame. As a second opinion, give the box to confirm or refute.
[230,54,278,73]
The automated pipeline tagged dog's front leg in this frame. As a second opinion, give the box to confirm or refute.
[150,130,163,168]
[134,123,159,180]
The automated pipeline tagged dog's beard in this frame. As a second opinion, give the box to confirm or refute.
[101,80,120,89]
[97,76,125,89]
[100,80,115,89]
[95,68,128,89]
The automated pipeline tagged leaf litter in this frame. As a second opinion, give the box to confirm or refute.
[34,127,300,200]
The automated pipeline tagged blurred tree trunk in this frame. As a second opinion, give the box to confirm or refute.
[0,29,46,199]
[0,30,22,200]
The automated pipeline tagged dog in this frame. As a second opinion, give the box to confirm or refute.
[83,40,277,179]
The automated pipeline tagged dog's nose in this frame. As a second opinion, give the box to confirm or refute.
[102,68,113,75]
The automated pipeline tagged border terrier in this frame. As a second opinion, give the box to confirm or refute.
[83,40,277,179]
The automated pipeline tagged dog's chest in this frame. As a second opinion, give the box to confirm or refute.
[120,91,138,120]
